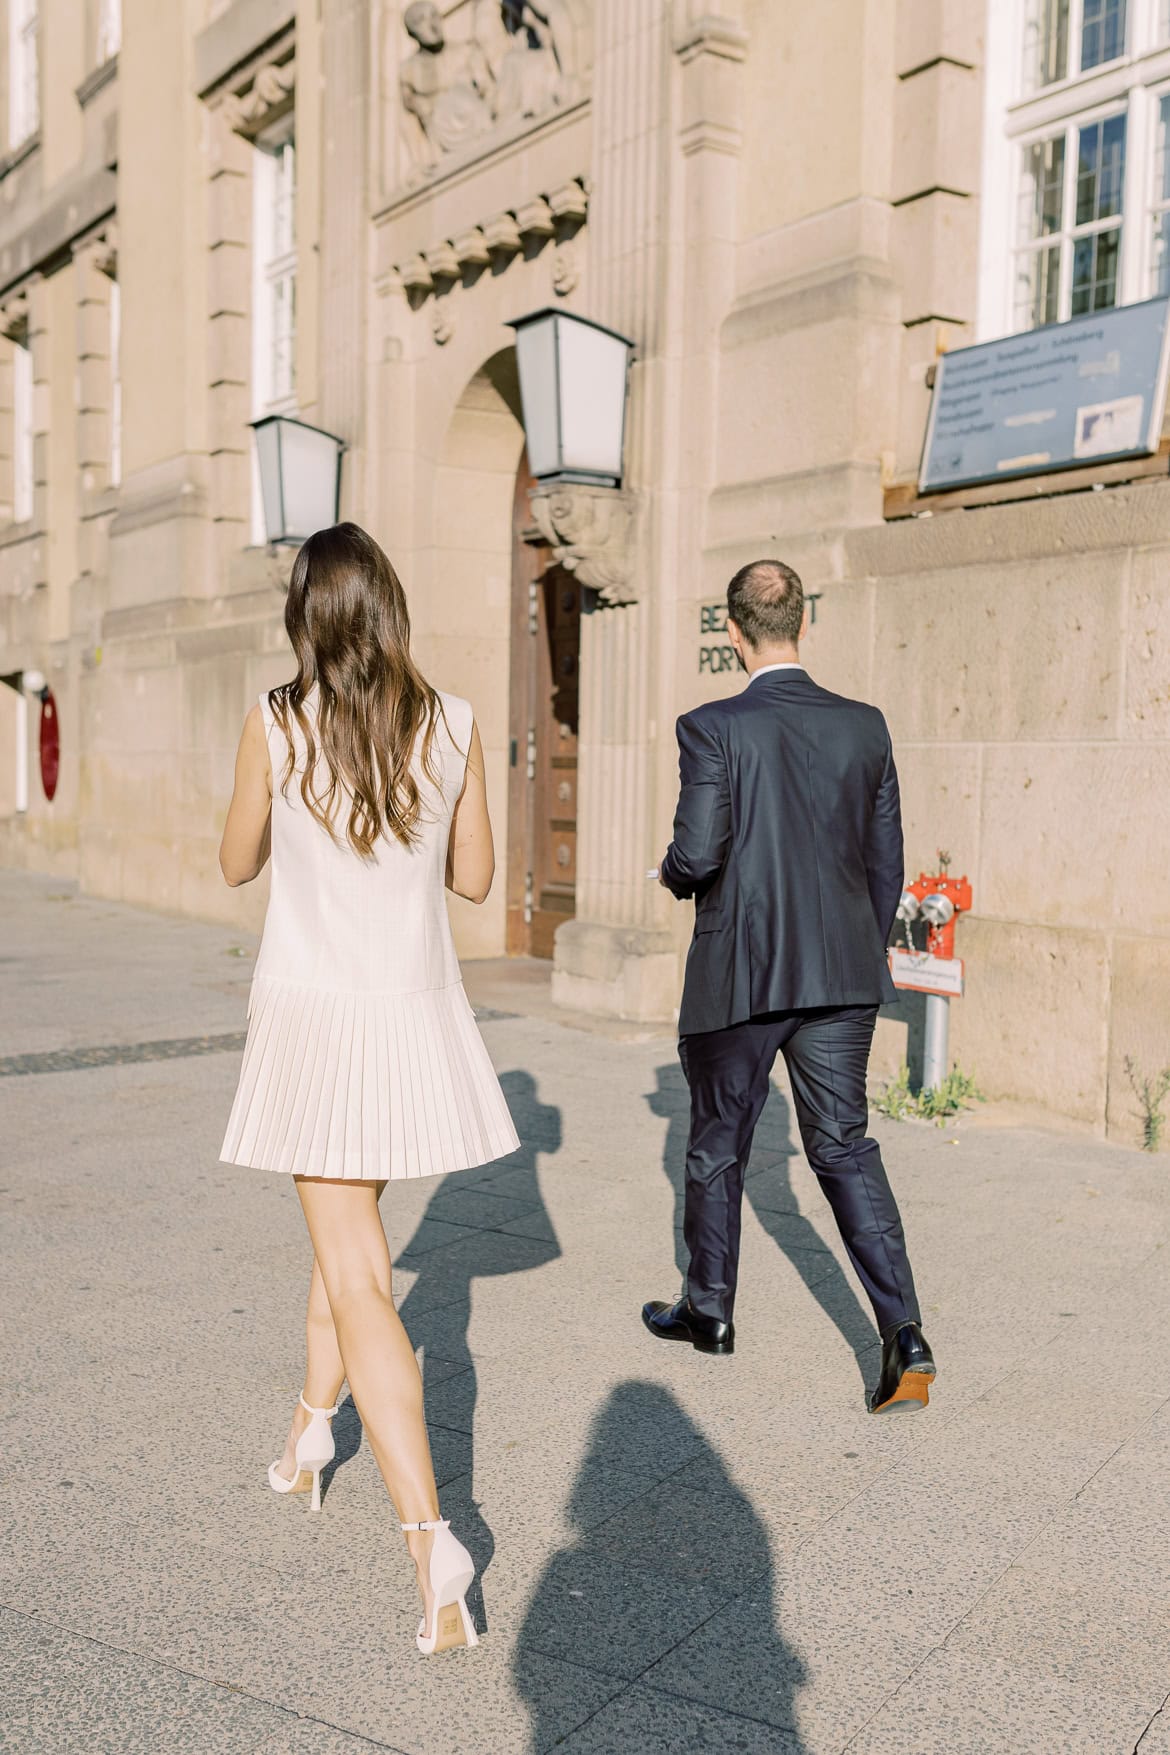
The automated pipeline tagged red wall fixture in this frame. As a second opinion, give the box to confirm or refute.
[39,688,59,801]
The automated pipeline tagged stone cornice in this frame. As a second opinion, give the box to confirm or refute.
[0,165,116,302]
[0,132,40,185]
[387,177,589,307]
[374,93,590,229]
[76,54,119,109]
[194,0,294,99]
[674,14,750,65]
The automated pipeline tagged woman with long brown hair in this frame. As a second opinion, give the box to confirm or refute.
[218,522,519,1654]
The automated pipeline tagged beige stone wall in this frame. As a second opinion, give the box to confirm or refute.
[0,0,1165,1148]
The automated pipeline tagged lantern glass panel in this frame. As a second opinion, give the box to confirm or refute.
[251,416,343,544]
[513,316,561,479]
[280,422,341,540]
[253,418,285,542]
[558,319,628,483]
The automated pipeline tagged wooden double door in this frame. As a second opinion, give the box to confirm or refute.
[506,459,582,959]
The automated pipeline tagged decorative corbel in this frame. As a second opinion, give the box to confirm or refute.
[528,484,639,605]
[424,242,460,283]
[548,179,589,228]
[90,224,119,280]
[516,197,556,243]
[222,55,295,137]
[483,212,523,258]
[0,291,30,342]
[453,227,491,269]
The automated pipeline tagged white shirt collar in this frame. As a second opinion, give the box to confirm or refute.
[748,662,805,683]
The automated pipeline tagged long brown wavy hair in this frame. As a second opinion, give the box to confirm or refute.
[269,523,446,858]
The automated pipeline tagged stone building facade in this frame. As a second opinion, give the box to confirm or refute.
[1,0,1167,1145]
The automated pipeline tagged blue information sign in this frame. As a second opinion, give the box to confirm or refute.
[918,298,1170,494]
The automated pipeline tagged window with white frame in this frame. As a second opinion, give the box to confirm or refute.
[252,128,296,414]
[108,278,122,489]
[8,0,39,148]
[250,124,295,542]
[982,0,1170,337]
[96,0,121,64]
[12,331,33,524]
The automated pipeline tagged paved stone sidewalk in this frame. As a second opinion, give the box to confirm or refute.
[2,871,1169,1755]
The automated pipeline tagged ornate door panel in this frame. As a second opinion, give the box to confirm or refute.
[507,456,581,959]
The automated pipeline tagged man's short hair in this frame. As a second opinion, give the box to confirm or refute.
[726,559,804,649]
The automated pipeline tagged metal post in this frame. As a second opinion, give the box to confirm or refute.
[14,690,28,814]
[922,993,950,1092]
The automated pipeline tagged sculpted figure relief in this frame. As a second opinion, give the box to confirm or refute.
[400,0,493,165]
[400,0,588,171]
[493,0,579,120]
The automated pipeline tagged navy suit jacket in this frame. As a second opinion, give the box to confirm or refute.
[660,669,902,1035]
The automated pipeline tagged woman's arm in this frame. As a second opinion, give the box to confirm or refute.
[446,720,495,905]
[219,705,273,887]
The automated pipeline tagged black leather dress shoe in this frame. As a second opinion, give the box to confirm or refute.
[869,1322,936,1413]
[641,1296,735,1355]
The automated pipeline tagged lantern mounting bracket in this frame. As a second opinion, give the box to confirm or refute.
[528,483,638,606]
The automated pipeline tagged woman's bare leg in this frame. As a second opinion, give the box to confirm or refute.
[272,1253,347,1482]
[294,1175,442,1624]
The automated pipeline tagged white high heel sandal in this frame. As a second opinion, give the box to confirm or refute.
[267,1394,338,1513]
[403,1518,479,1655]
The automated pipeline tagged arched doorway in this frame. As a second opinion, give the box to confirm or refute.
[428,350,525,960]
[506,453,582,959]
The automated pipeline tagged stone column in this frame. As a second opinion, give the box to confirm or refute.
[551,2,748,1022]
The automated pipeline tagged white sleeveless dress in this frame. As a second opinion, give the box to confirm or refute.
[220,690,520,1181]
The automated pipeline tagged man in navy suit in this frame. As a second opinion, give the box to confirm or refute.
[643,560,935,1414]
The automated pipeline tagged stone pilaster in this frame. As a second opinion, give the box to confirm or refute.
[319,0,370,509]
[551,0,677,1019]
[206,113,252,551]
[73,232,118,588]
[553,3,748,1022]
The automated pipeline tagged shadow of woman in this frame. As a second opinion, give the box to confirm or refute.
[514,1381,809,1754]
[648,1063,878,1390]
[394,1068,562,1634]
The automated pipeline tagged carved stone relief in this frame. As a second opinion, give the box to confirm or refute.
[528,484,637,605]
[399,1,592,176]
[221,54,295,138]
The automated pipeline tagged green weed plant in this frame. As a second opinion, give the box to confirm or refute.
[1123,1056,1170,1152]
[872,1064,985,1127]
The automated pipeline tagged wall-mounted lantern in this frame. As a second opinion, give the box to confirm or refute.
[507,308,634,488]
[250,414,345,546]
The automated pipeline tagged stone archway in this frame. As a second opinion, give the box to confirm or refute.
[418,348,526,960]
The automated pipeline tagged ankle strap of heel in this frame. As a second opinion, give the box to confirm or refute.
[299,1394,339,1417]
[401,1518,450,1532]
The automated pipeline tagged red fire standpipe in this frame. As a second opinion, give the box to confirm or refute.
[896,869,973,1090]
[39,687,59,802]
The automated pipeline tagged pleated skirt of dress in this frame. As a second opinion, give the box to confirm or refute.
[219,974,520,1180]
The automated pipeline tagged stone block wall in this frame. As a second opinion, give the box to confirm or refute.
[851,491,1170,1148]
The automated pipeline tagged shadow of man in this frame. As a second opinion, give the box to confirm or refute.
[514,1380,808,1754]
[395,1068,562,1634]
[648,1063,878,1389]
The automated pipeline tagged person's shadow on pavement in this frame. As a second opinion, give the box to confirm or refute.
[395,1069,562,1634]
[648,1062,878,1390]
[514,1380,808,1753]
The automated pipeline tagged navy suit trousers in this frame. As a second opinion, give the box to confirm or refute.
[679,1005,921,1338]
